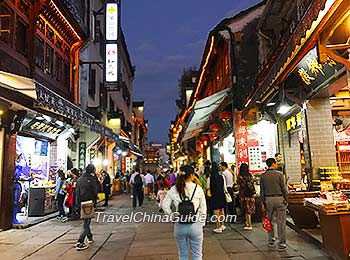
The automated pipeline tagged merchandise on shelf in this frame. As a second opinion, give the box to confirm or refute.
[304,191,350,214]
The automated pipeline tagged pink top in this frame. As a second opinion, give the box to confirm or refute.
[156,190,168,208]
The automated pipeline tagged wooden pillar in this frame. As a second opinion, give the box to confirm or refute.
[0,130,16,230]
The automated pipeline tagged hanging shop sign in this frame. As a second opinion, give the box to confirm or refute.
[36,84,115,138]
[105,44,118,83]
[105,3,119,41]
[78,142,87,169]
[291,47,343,89]
[286,112,302,132]
[23,119,65,139]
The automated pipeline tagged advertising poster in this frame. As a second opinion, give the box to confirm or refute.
[16,136,49,180]
[247,121,277,173]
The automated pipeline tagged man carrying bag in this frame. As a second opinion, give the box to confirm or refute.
[75,164,98,251]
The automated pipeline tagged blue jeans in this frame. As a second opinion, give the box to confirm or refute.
[174,222,203,260]
[78,218,93,243]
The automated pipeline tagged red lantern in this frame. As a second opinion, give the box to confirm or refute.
[209,133,218,141]
[209,123,220,132]
[219,111,232,120]
[200,135,208,142]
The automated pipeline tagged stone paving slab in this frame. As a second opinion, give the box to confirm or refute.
[0,195,332,260]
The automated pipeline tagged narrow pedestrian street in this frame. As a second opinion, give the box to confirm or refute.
[0,195,329,260]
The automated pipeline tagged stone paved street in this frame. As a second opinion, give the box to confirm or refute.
[0,195,331,260]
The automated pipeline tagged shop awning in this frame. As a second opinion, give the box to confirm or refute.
[117,136,144,157]
[0,71,116,139]
[182,88,230,141]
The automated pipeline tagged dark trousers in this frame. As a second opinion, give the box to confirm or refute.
[57,193,66,217]
[133,188,144,208]
[78,218,93,243]
[226,187,236,216]
[104,192,109,206]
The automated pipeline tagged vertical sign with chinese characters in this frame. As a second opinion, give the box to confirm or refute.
[234,112,249,167]
[105,3,118,41]
[105,44,118,82]
[105,1,120,83]
[78,142,86,170]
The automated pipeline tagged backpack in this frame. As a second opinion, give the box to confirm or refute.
[178,185,198,224]
[134,174,143,190]
[244,178,256,197]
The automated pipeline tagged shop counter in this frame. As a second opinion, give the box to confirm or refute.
[28,186,57,216]
[306,204,350,260]
[287,192,319,229]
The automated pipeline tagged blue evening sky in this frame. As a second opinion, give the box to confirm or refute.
[122,0,261,144]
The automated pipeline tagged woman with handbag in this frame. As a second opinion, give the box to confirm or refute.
[237,163,256,230]
[207,162,227,233]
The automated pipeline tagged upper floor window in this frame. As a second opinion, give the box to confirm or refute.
[0,5,12,45]
[55,54,62,82]
[16,19,27,56]
[19,0,29,18]
[45,45,54,75]
[34,36,44,68]
[46,27,54,41]
[89,69,96,98]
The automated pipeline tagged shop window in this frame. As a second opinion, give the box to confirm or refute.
[89,69,96,98]
[45,45,54,75]
[46,27,54,41]
[63,62,69,87]
[0,6,12,45]
[55,54,62,82]
[19,0,29,18]
[37,17,45,33]
[16,19,27,56]
[34,36,44,68]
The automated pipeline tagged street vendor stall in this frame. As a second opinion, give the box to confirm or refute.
[305,191,350,260]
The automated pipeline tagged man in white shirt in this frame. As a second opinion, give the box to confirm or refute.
[144,170,155,197]
[220,162,236,217]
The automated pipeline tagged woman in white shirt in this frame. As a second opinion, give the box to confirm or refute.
[162,165,207,260]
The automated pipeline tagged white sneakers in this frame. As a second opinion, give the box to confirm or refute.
[213,225,227,233]
[243,226,253,231]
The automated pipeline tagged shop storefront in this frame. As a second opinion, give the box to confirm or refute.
[242,0,350,258]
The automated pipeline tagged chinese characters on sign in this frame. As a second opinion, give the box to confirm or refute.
[297,48,336,86]
[29,121,64,135]
[78,142,86,170]
[234,112,249,167]
[106,3,118,41]
[105,44,118,82]
[286,112,302,132]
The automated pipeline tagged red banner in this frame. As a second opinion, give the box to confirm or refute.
[234,112,249,167]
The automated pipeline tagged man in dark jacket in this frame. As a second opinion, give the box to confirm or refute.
[102,170,111,207]
[75,164,98,251]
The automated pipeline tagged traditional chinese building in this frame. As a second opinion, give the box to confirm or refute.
[173,1,266,169]
[243,0,350,186]
[0,0,117,230]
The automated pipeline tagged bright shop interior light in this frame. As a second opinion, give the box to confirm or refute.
[122,151,127,156]
[92,158,101,166]
[56,120,64,126]
[43,115,51,122]
[277,103,291,114]
[103,159,109,166]
[116,149,122,155]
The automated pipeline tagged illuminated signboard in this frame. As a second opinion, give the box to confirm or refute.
[286,112,302,132]
[105,44,118,82]
[78,142,86,169]
[22,119,65,139]
[106,3,118,41]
